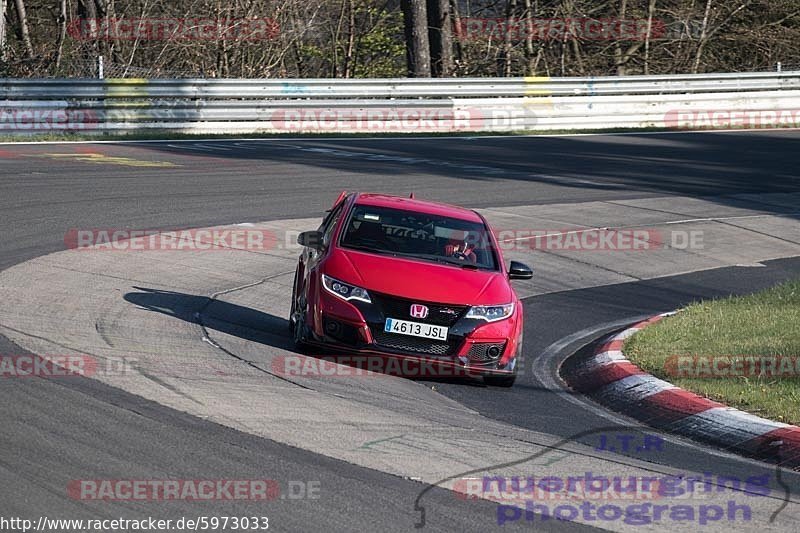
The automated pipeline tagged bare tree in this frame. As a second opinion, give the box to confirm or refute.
[502,0,517,76]
[644,0,657,75]
[427,0,453,76]
[523,0,538,74]
[401,0,431,76]
[1,0,798,79]
[0,0,6,63]
[342,0,356,78]
[13,0,33,59]
[692,0,714,73]
[54,0,67,72]
[613,0,628,75]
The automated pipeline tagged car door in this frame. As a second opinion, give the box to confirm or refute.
[294,196,349,316]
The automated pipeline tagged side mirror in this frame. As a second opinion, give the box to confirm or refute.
[508,261,533,280]
[297,230,324,251]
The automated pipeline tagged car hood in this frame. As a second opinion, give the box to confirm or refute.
[326,248,513,305]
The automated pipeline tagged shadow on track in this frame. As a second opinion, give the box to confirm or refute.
[123,286,490,387]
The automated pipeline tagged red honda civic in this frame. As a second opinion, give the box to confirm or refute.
[290,192,533,387]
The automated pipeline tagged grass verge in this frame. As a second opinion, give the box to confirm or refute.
[624,279,800,425]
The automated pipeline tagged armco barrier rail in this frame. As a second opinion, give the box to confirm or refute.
[2,71,800,134]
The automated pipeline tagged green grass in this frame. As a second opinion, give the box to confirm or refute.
[624,279,800,425]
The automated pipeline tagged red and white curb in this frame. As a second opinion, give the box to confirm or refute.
[568,313,800,467]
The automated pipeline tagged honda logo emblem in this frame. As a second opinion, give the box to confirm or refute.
[410,304,429,319]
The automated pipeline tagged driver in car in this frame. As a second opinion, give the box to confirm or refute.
[443,230,478,263]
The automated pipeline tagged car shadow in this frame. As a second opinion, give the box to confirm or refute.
[125,286,295,351]
[123,286,486,386]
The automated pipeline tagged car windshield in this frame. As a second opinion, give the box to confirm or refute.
[340,204,499,270]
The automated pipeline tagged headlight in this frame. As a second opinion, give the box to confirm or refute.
[321,274,372,304]
[466,303,514,322]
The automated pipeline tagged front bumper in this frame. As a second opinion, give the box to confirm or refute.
[308,288,521,377]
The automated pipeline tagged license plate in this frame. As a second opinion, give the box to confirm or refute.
[384,318,448,341]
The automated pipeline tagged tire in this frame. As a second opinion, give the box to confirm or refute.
[289,269,299,333]
[484,373,516,388]
[292,310,312,353]
[290,268,311,353]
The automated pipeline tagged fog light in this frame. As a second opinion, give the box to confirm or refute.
[487,346,501,359]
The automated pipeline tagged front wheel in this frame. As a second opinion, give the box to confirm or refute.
[292,308,311,353]
[290,267,311,352]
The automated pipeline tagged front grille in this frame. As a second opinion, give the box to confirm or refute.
[371,293,467,327]
[371,330,455,356]
[468,342,507,364]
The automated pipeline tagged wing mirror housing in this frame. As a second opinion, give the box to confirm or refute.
[508,261,533,280]
[297,230,325,251]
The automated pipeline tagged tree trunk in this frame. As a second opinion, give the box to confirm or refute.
[523,0,535,74]
[448,0,462,73]
[644,0,657,75]
[614,0,627,75]
[427,0,453,77]
[502,0,517,77]
[344,0,355,78]
[77,0,99,75]
[13,0,34,59]
[401,0,431,77]
[693,0,713,74]
[54,0,67,73]
[0,0,6,63]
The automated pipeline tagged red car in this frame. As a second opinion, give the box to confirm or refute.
[290,192,533,387]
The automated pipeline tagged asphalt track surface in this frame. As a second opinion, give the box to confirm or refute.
[1,131,800,531]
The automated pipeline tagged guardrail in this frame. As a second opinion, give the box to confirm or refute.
[2,71,800,134]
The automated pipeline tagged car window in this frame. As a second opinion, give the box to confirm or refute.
[340,205,499,270]
[319,201,346,247]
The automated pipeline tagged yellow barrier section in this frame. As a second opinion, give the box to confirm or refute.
[105,78,149,98]
[522,76,554,123]
[104,79,150,120]
[523,76,552,97]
